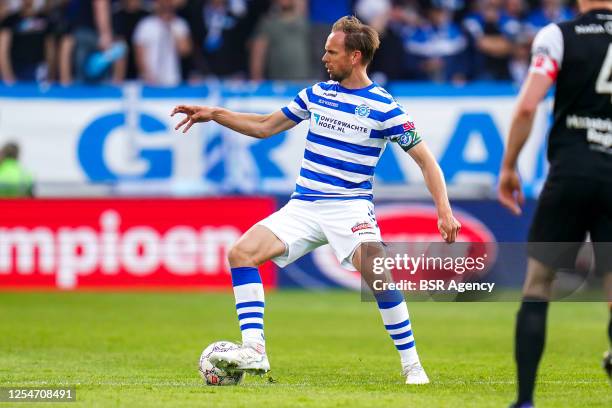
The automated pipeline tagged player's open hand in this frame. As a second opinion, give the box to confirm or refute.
[171,105,215,133]
[498,168,524,216]
[438,213,461,243]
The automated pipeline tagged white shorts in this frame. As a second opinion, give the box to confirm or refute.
[257,199,382,270]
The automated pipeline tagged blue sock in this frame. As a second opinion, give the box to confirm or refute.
[375,290,420,365]
[231,267,265,350]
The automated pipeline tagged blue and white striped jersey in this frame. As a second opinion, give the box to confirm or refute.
[281,81,421,201]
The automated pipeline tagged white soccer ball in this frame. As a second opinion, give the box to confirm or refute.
[198,341,245,386]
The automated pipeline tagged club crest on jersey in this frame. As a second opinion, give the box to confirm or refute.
[351,221,373,233]
[355,104,370,117]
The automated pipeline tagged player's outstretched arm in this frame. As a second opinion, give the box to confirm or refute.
[171,105,297,138]
[408,142,461,243]
[499,72,553,216]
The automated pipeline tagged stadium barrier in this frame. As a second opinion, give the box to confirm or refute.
[0,195,541,291]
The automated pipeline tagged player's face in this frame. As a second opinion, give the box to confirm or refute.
[322,32,354,82]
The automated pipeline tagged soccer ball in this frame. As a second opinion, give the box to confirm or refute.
[198,341,245,386]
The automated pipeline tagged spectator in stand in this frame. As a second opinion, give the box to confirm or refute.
[0,0,577,85]
[370,0,421,83]
[462,0,521,80]
[508,32,530,84]
[404,2,469,83]
[249,0,310,81]
[424,0,468,21]
[0,2,10,22]
[504,0,529,85]
[308,0,352,79]
[133,0,191,86]
[57,0,117,84]
[112,0,150,81]
[355,0,393,32]
[0,0,53,84]
[0,142,34,197]
[505,0,528,21]
[42,0,68,82]
[3,1,24,16]
[178,0,270,80]
[525,0,574,37]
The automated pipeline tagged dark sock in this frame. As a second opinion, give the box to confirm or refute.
[515,298,549,405]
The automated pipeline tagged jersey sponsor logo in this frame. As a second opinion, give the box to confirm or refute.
[311,113,369,134]
[595,13,612,20]
[311,205,497,290]
[318,98,339,108]
[351,221,374,233]
[587,129,612,151]
[355,104,370,117]
[573,113,612,151]
[575,24,605,34]
[566,114,612,132]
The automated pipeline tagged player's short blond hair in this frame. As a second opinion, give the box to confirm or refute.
[331,16,380,66]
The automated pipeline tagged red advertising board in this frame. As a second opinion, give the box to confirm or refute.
[0,198,276,290]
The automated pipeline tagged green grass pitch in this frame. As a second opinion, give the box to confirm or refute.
[1,291,610,407]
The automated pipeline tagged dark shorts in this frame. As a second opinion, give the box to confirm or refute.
[528,174,612,273]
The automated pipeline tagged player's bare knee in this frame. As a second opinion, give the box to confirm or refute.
[352,242,385,272]
[228,243,257,267]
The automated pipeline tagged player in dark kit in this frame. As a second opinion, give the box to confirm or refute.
[498,0,612,406]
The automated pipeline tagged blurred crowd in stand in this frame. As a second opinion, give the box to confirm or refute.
[0,0,576,86]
